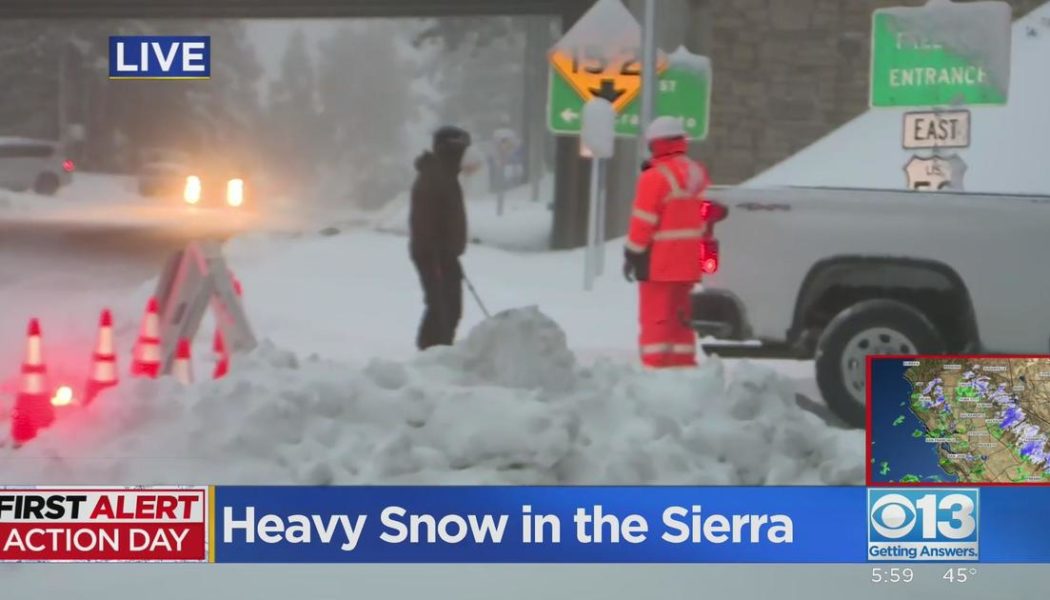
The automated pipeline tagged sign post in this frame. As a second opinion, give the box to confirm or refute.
[580,98,616,291]
[638,0,657,168]
[595,159,607,276]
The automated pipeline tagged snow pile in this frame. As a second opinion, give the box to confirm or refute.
[581,99,617,158]
[668,45,711,74]
[0,308,862,486]
[746,1,1050,193]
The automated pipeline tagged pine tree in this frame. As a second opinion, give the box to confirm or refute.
[265,28,322,189]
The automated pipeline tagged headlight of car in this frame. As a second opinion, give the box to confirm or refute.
[226,178,245,207]
[183,175,201,204]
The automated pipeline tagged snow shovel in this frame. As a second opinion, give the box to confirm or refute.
[463,272,491,319]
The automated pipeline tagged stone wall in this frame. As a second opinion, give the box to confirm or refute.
[640,0,1044,183]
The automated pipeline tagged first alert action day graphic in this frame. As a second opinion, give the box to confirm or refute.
[0,488,209,561]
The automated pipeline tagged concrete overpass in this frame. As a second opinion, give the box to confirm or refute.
[5,0,604,249]
[1,1,579,17]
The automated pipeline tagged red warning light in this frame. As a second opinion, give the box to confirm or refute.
[700,239,720,274]
[700,200,728,223]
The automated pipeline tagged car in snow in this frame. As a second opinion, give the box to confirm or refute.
[137,147,249,209]
[691,186,1050,429]
[136,147,191,197]
[0,137,74,196]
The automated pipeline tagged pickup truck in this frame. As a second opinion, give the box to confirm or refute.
[691,186,1050,428]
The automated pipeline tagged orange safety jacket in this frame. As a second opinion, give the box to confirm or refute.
[625,146,710,282]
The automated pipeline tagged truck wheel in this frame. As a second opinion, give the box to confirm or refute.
[33,172,60,196]
[815,299,944,429]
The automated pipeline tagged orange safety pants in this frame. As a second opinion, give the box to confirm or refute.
[637,281,697,368]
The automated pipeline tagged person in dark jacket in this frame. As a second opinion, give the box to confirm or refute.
[409,125,472,350]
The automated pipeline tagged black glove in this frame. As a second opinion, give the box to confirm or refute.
[623,249,648,282]
[623,258,636,282]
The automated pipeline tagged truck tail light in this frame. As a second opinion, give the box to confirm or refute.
[700,238,719,274]
[700,200,728,223]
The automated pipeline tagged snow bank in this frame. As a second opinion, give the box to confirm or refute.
[746,2,1050,193]
[0,308,863,486]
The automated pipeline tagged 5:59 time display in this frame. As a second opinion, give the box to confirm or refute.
[871,567,914,584]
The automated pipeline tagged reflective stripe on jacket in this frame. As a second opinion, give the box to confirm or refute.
[625,153,709,282]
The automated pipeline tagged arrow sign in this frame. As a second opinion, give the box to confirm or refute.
[547,0,667,113]
[590,79,625,103]
[560,108,580,123]
[548,45,712,140]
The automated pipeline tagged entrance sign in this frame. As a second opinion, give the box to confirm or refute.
[902,109,970,149]
[870,0,1011,108]
[904,154,968,190]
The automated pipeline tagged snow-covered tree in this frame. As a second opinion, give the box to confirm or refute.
[0,19,263,172]
[314,21,422,209]
[416,17,527,143]
[264,29,323,190]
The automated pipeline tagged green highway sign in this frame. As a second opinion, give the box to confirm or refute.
[548,55,711,140]
[869,2,1011,108]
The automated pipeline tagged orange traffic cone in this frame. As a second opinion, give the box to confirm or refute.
[131,297,162,378]
[172,338,194,385]
[212,328,229,380]
[10,319,54,446]
[85,309,118,405]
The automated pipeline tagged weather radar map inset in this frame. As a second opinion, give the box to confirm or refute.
[870,356,1050,485]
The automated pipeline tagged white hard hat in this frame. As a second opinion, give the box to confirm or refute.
[645,116,687,143]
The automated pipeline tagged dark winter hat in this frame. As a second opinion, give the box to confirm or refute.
[433,126,471,150]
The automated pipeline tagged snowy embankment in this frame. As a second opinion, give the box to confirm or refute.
[1,306,861,486]
[0,173,127,215]
[0,171,303,232]
[746,2,1050,192]
[0,206,858,484]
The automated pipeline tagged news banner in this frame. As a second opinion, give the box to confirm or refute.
[1,485,1048,567]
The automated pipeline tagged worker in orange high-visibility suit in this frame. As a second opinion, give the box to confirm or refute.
[623,116,710,368]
